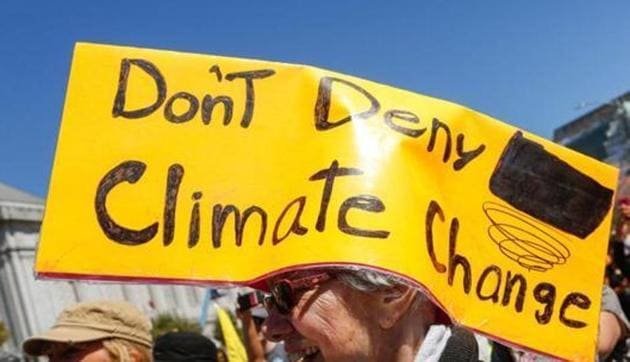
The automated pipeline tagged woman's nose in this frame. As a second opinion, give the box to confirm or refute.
[262,309,294,342]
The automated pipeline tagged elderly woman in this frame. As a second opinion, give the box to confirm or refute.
[262,268,479,362]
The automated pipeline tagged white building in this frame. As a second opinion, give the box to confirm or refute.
[0,182,233,358]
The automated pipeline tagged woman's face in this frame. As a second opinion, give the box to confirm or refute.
[45,341,113,362]
[263,272,377,362]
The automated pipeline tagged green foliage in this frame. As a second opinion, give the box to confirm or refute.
[0,320,8,346]
[151,313,201,339]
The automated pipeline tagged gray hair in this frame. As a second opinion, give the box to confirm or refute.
[336,268,406,292]
[334,267,428,312]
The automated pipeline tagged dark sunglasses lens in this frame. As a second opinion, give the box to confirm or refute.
[272,282,293,314]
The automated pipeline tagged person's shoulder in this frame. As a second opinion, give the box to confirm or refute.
[602,285,630,333]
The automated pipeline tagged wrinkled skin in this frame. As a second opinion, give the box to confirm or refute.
[262,271,418,362]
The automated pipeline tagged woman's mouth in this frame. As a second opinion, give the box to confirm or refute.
[288,346,320,361]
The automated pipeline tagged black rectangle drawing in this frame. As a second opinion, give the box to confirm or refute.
[490,131,613,239]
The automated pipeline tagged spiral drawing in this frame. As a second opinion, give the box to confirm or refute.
[482,201,570,272]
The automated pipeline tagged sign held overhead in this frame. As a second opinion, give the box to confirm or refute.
[38,43,617,361]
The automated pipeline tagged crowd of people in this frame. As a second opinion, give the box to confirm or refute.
[2,199,629,361]
[16,268,627,362]
[3,268,627,362]
[11,272,627,362]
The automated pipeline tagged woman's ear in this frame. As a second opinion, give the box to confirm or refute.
[377,285,418,329]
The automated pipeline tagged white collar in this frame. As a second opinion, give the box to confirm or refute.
[414,325,451,362]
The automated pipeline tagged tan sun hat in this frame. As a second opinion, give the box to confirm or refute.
[22,300,152,357]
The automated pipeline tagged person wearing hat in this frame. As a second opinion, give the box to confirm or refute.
[153,331,218,362]
[236,298,287,362]
[22,300,153,362]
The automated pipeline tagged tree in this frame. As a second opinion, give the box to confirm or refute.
[151,313,201,339]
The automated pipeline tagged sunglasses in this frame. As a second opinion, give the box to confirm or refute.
[264,272,332,315]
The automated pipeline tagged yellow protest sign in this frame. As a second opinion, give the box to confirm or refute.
[38,42,617,360]
[215,303,247,362]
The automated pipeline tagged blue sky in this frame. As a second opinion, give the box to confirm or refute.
[1,1,630,197]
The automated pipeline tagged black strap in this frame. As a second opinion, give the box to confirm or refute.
[438,326,480,362]
[490,342,515,362]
